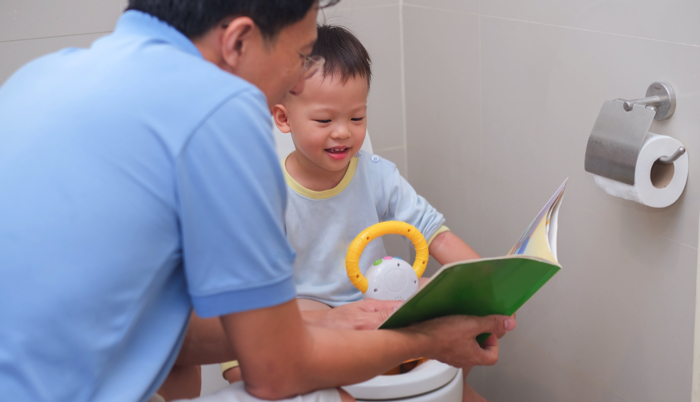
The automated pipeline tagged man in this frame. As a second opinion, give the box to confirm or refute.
[0,1,516,401]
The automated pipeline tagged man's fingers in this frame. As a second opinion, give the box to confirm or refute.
[358,299,403,312]
[475,315,516,337]
[473,334,499,366]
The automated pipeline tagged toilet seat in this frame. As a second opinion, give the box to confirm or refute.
[343,360,460,400]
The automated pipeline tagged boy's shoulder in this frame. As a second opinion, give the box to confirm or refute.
[354,150,400,184]
[355,149,397,171]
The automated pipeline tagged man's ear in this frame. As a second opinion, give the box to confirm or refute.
[221,17,257,70]
[272,104,292,133]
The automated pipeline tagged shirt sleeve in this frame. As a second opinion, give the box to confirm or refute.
[176,89,296,318]
[378,158,447,245]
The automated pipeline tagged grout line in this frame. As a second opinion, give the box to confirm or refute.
[693,214,700,402]
[0,31,112,44]
[403,3,478,16]
[331,3,398,12]
[402,3,700,49]
[398,0,409,180]
[479,14,700,49]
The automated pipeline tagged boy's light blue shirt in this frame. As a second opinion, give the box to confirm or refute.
[0,11,296,402]
[282,151,447,307]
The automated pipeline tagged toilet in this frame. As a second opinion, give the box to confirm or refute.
[273,124,463,402]
[344,361,462,401]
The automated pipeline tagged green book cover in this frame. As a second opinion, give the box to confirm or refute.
[379,180,567,334]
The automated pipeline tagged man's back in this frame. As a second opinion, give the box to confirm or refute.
[0,11,293,402]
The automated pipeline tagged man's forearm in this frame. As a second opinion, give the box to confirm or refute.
[175,313,236,366]
[222,299,515,400]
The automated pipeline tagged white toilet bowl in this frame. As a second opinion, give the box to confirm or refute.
[343,361,462,402]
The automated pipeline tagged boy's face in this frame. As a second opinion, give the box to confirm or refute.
[276,73,368,175]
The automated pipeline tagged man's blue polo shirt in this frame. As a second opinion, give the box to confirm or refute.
[0,11,296,402]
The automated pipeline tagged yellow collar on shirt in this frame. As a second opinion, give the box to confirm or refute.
[281,154,359,200]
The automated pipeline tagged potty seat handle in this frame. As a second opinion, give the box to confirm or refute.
[345,221,429,294]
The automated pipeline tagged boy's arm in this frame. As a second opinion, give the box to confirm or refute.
[429,230,480,265]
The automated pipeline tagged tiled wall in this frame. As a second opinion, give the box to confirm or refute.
[402,1,699,401]
[0,0,124,83]
[5,0,698,401]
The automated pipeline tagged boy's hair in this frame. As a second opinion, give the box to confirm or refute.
[127,0,340,40]
[312,25,372,88]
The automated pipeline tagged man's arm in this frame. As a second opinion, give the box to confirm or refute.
[177,298,401,365]
[222,299,515,400]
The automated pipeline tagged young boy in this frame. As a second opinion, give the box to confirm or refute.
[224,25,488,402]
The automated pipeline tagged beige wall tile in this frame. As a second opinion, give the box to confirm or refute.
[480,16,700,249]
[472,335,635,402]
[481,0,700,45]
[404,5,700,401]
[474,205,696,401]
[471,16,698,401]
[403,7,484,255]
[0,33,105,85]
[404,0,478,14]
[0,0,120,42]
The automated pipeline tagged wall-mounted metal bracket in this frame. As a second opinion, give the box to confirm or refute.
[584,82,679,185]
[616,81,676,120]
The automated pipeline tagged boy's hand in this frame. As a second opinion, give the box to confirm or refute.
[304,299,403,330]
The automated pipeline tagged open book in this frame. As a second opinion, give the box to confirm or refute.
[379,179,567,340]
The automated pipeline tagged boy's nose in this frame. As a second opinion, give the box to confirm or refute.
[331,125,352,139]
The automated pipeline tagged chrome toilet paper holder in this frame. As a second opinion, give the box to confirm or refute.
[584,82,685,185]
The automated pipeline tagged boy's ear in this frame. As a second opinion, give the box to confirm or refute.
[221,17,256,70]
[272,104,292,133]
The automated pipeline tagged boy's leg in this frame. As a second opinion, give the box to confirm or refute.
[297,298,332,311]
[172,380,351,402]
[157,364,202,401]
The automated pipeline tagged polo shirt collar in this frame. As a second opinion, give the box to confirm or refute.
[115,10,203,59]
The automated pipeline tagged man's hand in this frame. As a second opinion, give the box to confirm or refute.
[403,314,517,368]
[304,299,403,330]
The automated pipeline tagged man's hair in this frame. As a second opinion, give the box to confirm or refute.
[126,0,341,39]
[312,25,372,88]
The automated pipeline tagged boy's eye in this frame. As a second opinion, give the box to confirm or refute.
[314,119,331,124]
[351,117,365,122]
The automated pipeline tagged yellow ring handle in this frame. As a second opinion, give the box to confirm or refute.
[346,221,429,293]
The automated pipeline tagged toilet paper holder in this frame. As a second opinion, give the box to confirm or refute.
[584,82,685,185]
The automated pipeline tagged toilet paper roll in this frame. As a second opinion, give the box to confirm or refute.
[594,133,689,208]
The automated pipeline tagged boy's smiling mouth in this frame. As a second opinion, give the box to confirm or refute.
[325,147,350,160]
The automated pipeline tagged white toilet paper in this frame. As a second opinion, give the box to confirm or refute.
[594,133,689,208]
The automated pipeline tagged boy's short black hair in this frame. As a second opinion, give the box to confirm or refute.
[127,0,340,40]
[312,25,372,88]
